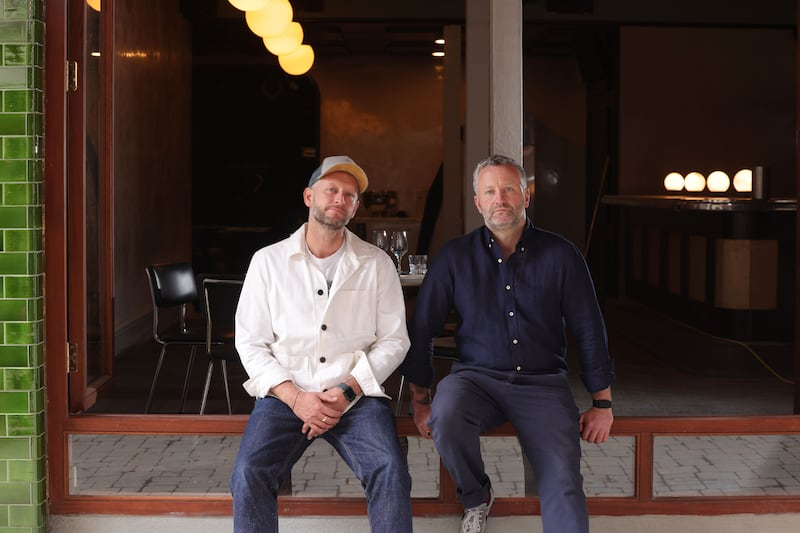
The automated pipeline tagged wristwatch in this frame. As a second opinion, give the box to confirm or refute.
[336,382,356,402]
[592,399,612,409]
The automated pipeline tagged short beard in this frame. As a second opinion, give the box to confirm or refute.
[311,205,349,230]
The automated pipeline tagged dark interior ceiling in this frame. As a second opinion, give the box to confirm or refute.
[182,0,795,61]
[183,0,586,60]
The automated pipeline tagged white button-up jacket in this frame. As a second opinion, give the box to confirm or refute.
[235,224,410,401]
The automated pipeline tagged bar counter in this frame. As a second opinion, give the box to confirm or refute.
[601,194,796,342]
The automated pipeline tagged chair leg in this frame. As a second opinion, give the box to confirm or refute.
[200,360,215,415]
[179,345,198,414]
[394,374,406,416]
[145,345,168,414]
[221,360,232,415]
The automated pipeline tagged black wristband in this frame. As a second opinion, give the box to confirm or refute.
[336,382,356,402]
[592,399,612,409]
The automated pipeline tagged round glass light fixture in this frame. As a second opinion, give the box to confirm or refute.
[706,170,730,192]
[87,0,101,11]
[263,22,304,56]
[684,172,706,192]
[663,172,684,192]
[733,168,753,192]
[279,44,315,76]
[228,0,270,10]
[245,0,293,38]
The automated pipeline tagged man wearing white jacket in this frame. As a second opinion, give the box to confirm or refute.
[231,156,412,533]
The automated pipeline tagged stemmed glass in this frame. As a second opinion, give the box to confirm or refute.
[372,229,389,252]
[389,230,408,274]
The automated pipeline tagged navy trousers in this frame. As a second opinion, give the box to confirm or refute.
[428,367,589,533]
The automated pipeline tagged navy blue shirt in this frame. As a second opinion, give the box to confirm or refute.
[402,220,614,393]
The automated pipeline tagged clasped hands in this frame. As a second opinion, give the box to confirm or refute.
[292,390,347,440]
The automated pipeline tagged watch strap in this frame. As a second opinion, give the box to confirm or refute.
[336,382,356,402]
[592,399,612,409]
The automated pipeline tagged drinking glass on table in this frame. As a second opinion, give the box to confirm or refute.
[372,229,389,252]
[389,230,408,274]
[408,254,427,275]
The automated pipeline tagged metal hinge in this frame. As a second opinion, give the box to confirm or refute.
[67,60,78,91]
[68,342,78,373]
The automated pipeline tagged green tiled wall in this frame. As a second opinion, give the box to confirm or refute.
[0,0,45,532]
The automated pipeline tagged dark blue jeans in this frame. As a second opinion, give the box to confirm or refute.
[429,368,589,533]
[230,396,412,533]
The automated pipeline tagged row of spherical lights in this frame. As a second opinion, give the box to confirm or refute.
[664,169,753,193]
[229,0,314,76]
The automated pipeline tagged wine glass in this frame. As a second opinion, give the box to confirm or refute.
[372,229,389,252]
[389,230,408,274]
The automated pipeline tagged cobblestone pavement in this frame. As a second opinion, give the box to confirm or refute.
[69,432,800,498]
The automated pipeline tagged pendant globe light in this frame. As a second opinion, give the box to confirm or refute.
[279,44,314,76]
[245,0,293,38]
[264,22,304,56]
[87,0,101,11]
[228,0,270,10]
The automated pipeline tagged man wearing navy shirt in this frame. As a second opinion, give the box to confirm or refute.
[402,154,615,533]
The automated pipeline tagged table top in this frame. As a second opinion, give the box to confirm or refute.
[399,274,425,287]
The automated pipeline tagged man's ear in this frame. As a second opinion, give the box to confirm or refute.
[303,187,313,207]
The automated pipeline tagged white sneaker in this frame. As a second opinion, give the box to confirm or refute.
[459,489,494,533]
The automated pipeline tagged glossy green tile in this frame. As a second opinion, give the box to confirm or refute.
[0,437,30,459]
[25,112,39,134]
[0,483,30,505]
[0,252,27,274]
[7,414,37,436]
[4,229,41,251]
[27,206,42,228]
[4,321,38,344]
[9,457,42,482]
[0,279,5,296]
[4,369,35,390]
[3,137,32,158]
[0,160,26,181]
[0,299,26,320]
[28,388,43,412]
[3,90,32,112]
[30,435,43,458]
[4,0,33,20]
[0,415,7,437]
[26,298,42,320]
[28,344,41,366]
[3,45,31,66]
[27,159,43,183]
[26,251,41,274]
[5,275,38,297]
[9,502,44,527]
[0,504,7,527]
[0,392,28,412]
[0,113,24,134]
[0,66,27,89]
[4,183,35,204]
[0,21,27,42]
[0,206,26,227]
[28,65,41,88]
[0,346,26,367]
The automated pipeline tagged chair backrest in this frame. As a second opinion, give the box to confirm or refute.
[146,263,199,307]
[203,278,244,351]
[145,263,199,338]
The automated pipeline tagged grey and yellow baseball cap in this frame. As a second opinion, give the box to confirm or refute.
[308,155,368,194]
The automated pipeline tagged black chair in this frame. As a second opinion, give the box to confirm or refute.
[144,263,208,413]
[200,278,244,415]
